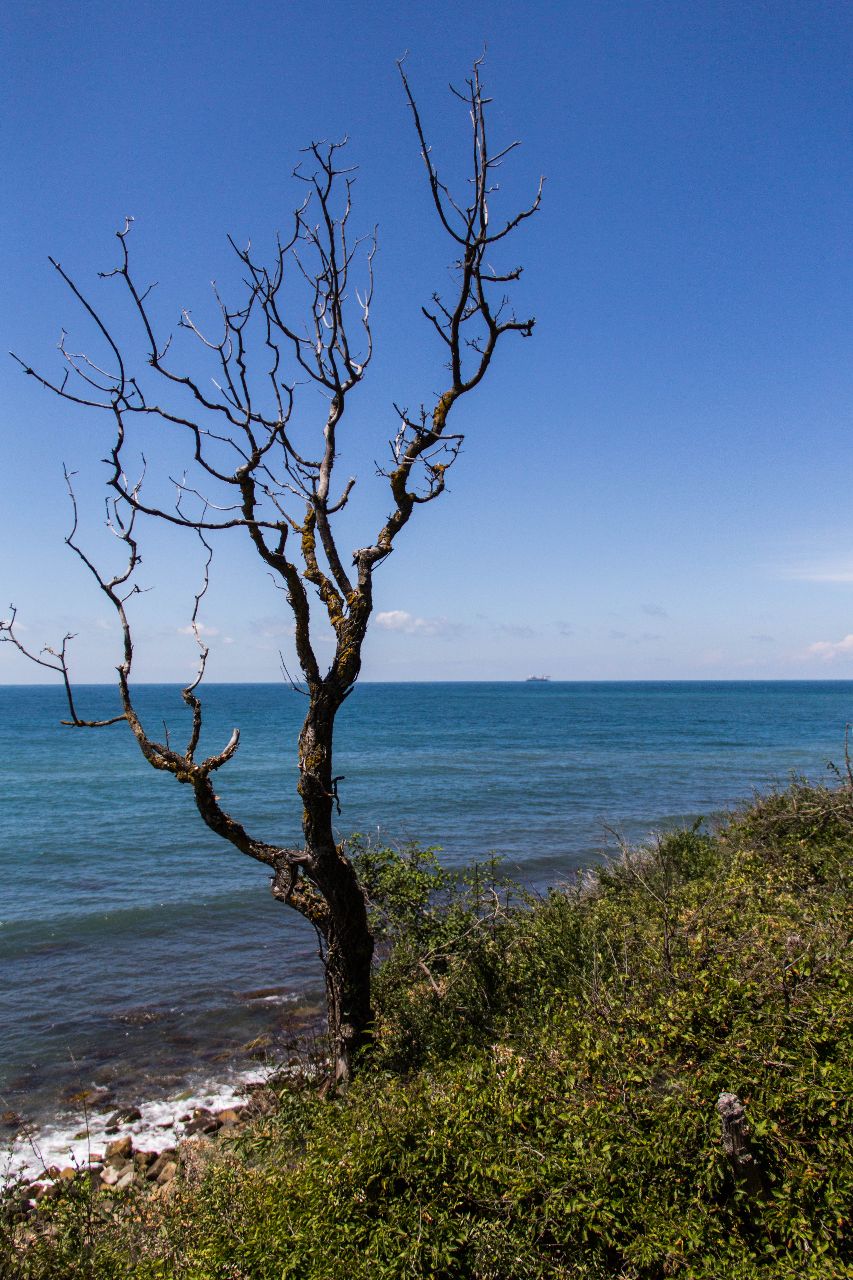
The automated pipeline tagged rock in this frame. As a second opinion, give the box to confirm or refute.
[242,1032,273,1054]
[185,1117,219,1135]
[113,1007,160,1027]
[39,1165,61,1181]
[105,1106,142,1132]
[105,1135,133,1161]
[100,1165,122,1188]
[215,1107,244,1127]
[58,1167,77,1181]
[61,1086,98,1105]
[146,1149,177,1182]
[133,1150,156,1172]
[0,1109,23,1129]
[155,1160,178,1187]
[114,1167,135,1191]
[184,1108,219,1135]
[90,1094,116,1112]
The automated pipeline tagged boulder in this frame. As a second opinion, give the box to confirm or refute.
[105,1135,133,1161]
[184,1108,219,1135]
[155,1160,178,1187]
[105,1106,142,1132]
[146,1149,177,1182]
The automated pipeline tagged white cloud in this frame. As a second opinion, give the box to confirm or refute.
[177,622,220,637]
[806,634,853,661]
[784,562,853,583]
[375,610,448,636]
[251,617,295,640]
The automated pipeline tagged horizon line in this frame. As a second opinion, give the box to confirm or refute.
[3,678,853,688]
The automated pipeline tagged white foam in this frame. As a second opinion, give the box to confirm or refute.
[2,1066,273,1186]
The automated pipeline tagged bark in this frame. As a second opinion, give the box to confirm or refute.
[717,1091,762,1195]
[298,689,374,1086]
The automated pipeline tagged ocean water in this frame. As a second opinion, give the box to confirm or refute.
[1,680,851,1175]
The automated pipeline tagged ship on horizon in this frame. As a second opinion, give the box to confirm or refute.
[525,675,551,683]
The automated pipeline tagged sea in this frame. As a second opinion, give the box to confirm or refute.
[1,680,851,1179]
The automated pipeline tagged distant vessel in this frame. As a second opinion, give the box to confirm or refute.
[525,675,550,683]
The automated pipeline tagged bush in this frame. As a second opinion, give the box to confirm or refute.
[8,783,853,1278]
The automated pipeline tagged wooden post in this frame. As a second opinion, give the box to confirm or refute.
[717,1092,761,1194]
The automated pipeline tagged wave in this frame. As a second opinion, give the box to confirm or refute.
[0,886,279,959]
[3,1065,274,1185]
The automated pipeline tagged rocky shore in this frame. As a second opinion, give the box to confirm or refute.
[3,1077,288,1230]
[1,996,327,1190]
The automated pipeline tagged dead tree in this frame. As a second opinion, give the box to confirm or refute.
[2,60,541,1087]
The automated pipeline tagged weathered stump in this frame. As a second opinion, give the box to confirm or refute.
[717,1091,762,1194]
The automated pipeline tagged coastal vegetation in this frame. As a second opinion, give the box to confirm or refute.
[5,777,851,1278]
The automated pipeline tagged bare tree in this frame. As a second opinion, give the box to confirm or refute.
[2,60,541,1087]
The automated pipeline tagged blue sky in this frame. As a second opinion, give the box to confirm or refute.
[1,0,851,682]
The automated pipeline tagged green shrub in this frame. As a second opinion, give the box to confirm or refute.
[9,782,852,1278]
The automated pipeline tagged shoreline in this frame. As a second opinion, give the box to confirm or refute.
[4,1064,276,1186]
[2,998,328,1187]
[2,1064,312,1230]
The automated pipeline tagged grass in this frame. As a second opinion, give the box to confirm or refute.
[4,778,852,1278]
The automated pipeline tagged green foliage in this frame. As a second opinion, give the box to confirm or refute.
[352,835,525,1069]
[8,783,853,1278]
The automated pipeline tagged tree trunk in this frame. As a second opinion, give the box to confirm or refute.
[321,899,375,1088]
[298,690,374,1086]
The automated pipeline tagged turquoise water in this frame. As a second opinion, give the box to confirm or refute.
[1,680,851,1129]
